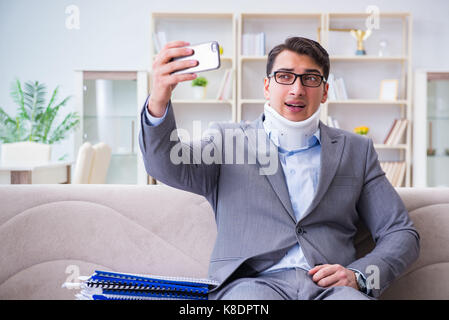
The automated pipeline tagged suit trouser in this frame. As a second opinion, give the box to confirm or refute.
[209,268,373,300]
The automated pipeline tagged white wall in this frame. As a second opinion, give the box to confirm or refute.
[1,0,449,160]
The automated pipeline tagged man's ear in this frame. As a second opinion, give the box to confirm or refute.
[264,77,270,100]
[321,82,329,104]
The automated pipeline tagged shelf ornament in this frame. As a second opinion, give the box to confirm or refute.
[350,29,372,55]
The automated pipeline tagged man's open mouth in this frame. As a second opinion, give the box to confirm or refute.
[284,102,306,108]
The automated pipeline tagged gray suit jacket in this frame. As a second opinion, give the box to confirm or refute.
[139,102,420,298]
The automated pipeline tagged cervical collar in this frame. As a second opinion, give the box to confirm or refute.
[263,101,321,151]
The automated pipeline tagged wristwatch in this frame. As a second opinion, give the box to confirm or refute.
[354,271,367,293]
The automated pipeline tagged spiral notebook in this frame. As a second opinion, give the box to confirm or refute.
[75,270,219,300]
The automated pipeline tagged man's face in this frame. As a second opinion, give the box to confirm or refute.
[264,50,329,122]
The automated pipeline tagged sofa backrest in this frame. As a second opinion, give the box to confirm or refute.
[0,185,448,299]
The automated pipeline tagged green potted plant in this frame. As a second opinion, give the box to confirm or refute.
[191,76,208,99]
[0,80,80,160]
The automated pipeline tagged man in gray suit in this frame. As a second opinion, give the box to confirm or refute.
[139,37,420,299]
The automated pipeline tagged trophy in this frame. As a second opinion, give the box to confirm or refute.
[350,29,372,55]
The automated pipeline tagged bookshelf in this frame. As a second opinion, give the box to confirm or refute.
[322,12,413,187]
[147,12,413,187]
[237,13,324,122]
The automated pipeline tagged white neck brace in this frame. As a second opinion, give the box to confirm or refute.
[263,101,321,151]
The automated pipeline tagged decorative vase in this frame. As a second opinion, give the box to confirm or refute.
[193,86,206,99]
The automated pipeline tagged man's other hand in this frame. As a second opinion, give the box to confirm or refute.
[308,264,358,290]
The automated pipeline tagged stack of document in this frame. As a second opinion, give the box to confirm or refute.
[72,270,219,300]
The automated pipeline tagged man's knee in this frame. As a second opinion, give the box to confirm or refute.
[319,286,374,300]
[210,279,286,300]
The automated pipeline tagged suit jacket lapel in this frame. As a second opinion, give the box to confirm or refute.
[299,121,346,222]
[242,115,297,224]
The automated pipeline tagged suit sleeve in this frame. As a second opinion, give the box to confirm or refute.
[138,100,221,202]
[346,138,420,298]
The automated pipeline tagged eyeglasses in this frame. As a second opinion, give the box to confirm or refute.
[268,71,326,87]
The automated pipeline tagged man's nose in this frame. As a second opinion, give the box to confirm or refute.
[289,77,306,95]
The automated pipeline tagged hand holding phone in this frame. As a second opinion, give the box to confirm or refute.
[171,41,221,75]
[148,40,221,117]
[148,40,199,117]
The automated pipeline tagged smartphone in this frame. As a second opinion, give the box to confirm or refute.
[171,41,221,75]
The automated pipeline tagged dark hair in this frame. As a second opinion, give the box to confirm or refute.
[266,37,330,80]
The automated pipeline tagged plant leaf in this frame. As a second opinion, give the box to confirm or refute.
[48,112,80,144]
[10,79,28,120]
[41,95,72,143]
[3,80,77,145]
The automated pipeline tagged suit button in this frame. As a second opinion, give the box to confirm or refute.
[296,226,304,235]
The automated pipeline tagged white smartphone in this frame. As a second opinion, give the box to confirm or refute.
[171,41,221,75]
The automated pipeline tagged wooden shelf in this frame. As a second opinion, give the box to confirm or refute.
[241,13,322,19]
[329,12,410,19]
[240,99,265,104]
[152,12,234,19]
[220,57,233,62]
[327,99,408,105]
[374,144,408,150]
[330,56,408,62]
[240,55,267,61]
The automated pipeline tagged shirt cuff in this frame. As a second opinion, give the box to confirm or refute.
[144,98,169,126]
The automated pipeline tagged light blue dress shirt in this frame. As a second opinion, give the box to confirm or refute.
[261,118,321,274]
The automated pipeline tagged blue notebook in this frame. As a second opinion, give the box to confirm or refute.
[77,270,219,300]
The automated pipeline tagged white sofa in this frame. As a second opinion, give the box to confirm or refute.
[0,184,448,300]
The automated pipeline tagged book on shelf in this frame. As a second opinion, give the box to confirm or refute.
[383,118,408,145]
[327,73,348,100]
[64,270,219,300]
[383,119,398,144]
[327,73,337,100]
[327,115,340,129]
[152,31,167,53]
[216,68,233,100]
[380,161,406,187]
[242,32,266,56]
[336,78,348,100]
